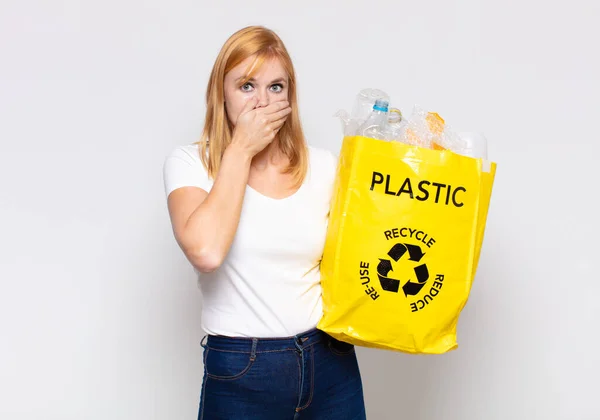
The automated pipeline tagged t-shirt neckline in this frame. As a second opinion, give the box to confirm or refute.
[245,181,306,203]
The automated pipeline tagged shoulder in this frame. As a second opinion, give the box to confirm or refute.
[164,143,204,165]
[162,143,211,197]
[307,145,338,180]
[304,145,339,200]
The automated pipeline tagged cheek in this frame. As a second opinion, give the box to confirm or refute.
[224,90,254,124]
[271,89,289,102]
[224,95,242,124]
[224,101,238,125]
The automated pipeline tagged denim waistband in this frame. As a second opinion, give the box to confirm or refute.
[202,327,325,353]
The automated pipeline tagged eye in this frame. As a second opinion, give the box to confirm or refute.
[240,83,254,92]
[270,83,284,93]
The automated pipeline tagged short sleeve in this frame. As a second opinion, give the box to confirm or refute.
[325,149,339,197]
[327,149,339,174]
[306,145,339,201]
[321,148,339,189]
[162,145,212,197]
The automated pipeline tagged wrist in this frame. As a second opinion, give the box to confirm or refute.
[225,141,253,165]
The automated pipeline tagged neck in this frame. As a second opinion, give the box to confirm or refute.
[252,137,286,170]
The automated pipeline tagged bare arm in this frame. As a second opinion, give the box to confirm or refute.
[166,97,291,273]
[167,145,251,272]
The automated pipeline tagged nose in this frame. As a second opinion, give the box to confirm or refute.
[255,88,269,108]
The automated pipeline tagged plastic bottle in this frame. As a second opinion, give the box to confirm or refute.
[352,88,390,124]
[359,99,390,141]
[334,88,391,137]
[456,132,488,159]
[385,108,406,142]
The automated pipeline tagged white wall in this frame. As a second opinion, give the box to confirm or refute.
[1,0,598,419]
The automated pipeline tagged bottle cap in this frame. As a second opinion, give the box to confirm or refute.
[373,99,389,112]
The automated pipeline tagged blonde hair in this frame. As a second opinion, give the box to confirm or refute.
[197,26,308,187]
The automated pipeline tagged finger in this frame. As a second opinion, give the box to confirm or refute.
[272,118,287,131]
[264,100,290,115]
[239,96,259,116]
[267,106,292,121]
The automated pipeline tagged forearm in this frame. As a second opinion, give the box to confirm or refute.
[183,144,252,271]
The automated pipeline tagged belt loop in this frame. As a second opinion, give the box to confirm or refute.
[200,334,208,349]
[250,338,258,361]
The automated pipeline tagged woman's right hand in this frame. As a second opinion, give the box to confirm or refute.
[230,97,292,157]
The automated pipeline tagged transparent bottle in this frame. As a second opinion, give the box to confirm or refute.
[359,99,390,140]
[352,88,390,124]
[456,132,488,159]
[385,108,406,142]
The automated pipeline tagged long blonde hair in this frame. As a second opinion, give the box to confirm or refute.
[197,26,308,187]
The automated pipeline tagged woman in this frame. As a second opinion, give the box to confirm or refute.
[163,26,366,419]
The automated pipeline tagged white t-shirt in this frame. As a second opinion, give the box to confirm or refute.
[163,143,338,338]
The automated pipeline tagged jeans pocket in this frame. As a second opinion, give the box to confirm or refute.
[204,348,255,381]
[327,336,356,356]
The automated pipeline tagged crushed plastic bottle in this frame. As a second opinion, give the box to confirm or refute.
[359,99,390,141]
[385,108,407,142]
[335,91,489,159]
[455,132,488,159]
[352,88,390,124]
[335,88,391,137]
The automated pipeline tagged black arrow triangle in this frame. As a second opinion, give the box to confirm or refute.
[377,258,400,293]
[402,264,430,296]
[377,258,393,276]
[405,244,425,262]
[387,243,407,262]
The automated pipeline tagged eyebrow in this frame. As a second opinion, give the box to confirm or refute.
[236,77,287,84]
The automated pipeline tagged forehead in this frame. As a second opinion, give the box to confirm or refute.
[227,55,287,82]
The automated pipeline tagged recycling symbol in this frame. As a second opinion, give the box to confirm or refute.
[377,243,430,296]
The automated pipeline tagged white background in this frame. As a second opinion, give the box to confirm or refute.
[1,0,598,419]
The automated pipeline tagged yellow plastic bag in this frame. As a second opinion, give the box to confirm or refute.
[317,135,497,354]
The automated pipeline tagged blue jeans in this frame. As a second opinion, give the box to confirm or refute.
[198,327,366,419]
